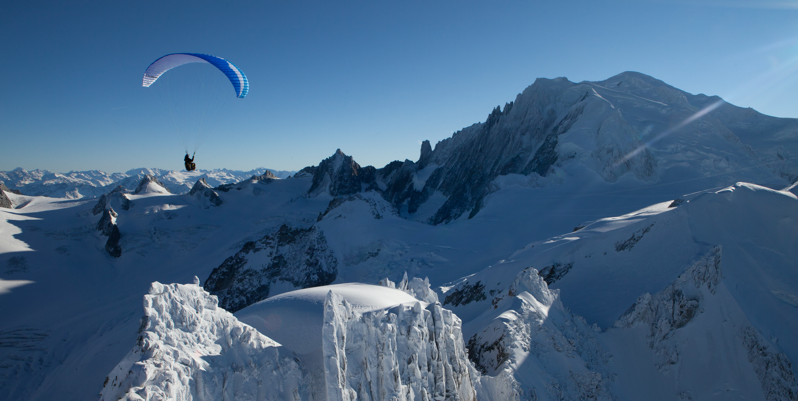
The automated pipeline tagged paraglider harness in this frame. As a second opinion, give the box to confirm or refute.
[184,153,196,171]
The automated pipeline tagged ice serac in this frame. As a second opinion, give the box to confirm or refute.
[379,271,440,304]
[204,224,338,312]
[188,178,223,208]
[99,280,306,401]
[322,290,478,401]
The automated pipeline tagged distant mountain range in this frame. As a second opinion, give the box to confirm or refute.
[0,167,296,199]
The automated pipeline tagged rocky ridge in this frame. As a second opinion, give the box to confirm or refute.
[304,72,796,225]
[204,224,338,312]
[0,182,13,209]
[188,178,223,208]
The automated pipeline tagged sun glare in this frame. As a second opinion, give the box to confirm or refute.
[615,35,798,167]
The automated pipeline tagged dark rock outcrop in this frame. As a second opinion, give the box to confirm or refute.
[92,186,131,215]
[0,183,12,209]
[615,246,722,365]
[615,224,654,252]
[104,226,122,258]
[443,280,487,307]
[418,140,433,169]
[188,178,223,208]
[97,207,121,258]
[294,165,317,178]
[251,170,277,181]
[97,208,118,236]
[308,149,376,197]
[538,262,574,285]
[204,224,338,312]
[0,181,21,195]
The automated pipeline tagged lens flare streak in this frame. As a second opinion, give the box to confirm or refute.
[614,99,725,167]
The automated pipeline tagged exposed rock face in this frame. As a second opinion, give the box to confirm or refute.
[133,175,171,195]
[614,246,723,357]
[740,326,798,401]
[0,183,12,209]
[252,170,277,181]
[92,186,131,215]
[418,140,433,169]
[614,223,654,252]
[0,181,22,195]
[614,245,798,399]
[308,149,376,197]
[463,267,610,400]
[466,266,614,401]
[188,178,223,208]
[97,208,118,236]
[294,165,317,178]
[323,291,478,401]
[100,280,306,401]
[537,262,574,285]
[443,280,487,307]
[204,224,338,312]
[97,208,122,258]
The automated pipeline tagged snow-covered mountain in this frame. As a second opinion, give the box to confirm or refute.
[299,72,795,226]
[1,72,797,401]
[0,167,296,199]
[452,183,798,399]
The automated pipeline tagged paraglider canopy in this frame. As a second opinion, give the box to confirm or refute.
[141,52,249,160]
[143,53,249,98]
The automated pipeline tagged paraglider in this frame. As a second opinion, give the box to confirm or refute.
[184,153,196,171]
[142,53,249,170]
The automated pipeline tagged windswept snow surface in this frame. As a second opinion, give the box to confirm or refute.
[236,283,424,355]
[452,183,798,400]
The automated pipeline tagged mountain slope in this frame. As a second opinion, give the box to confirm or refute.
[446,183,798,399]
[307,72,794,226]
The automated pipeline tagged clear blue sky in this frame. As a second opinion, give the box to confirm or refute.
[2,0,797,173]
